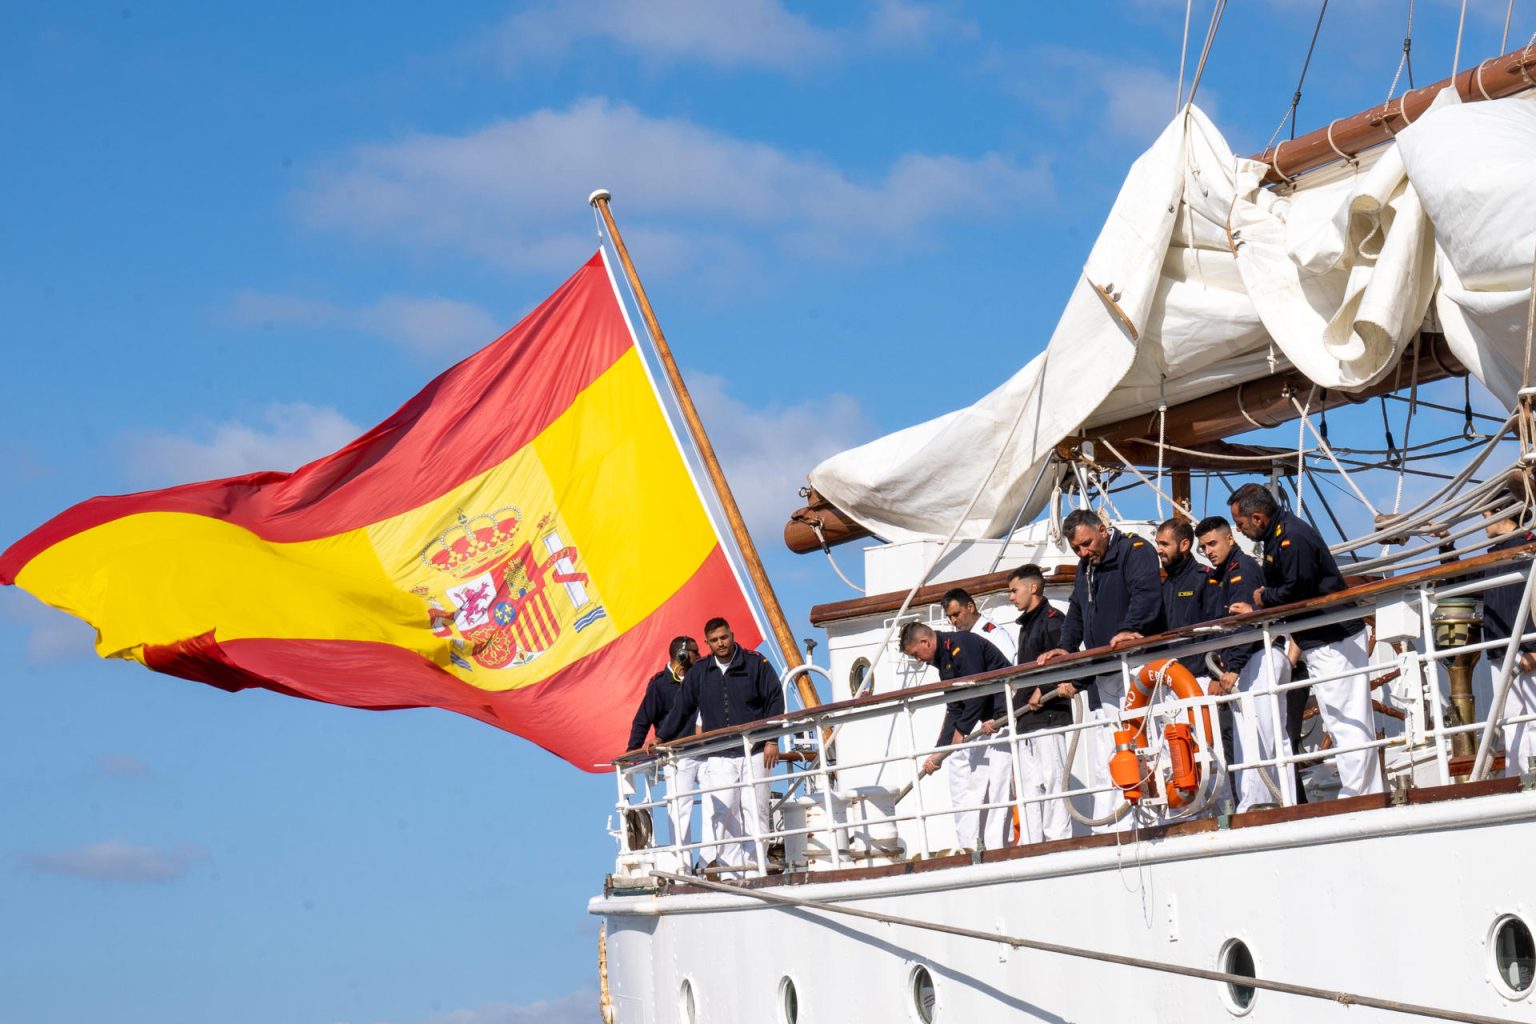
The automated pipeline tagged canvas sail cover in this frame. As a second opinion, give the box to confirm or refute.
[809,91,1536,544]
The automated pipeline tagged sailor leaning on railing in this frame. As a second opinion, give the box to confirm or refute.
[1036,509,1165,828]
[897,621,1012,852]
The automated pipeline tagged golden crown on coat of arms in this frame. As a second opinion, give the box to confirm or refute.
[420,506,523,577]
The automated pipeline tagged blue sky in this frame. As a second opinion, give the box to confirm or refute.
[2,3,1530,1022]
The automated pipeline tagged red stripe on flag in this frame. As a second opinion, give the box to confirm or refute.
[2,253,629,583]
[141,546,763,771]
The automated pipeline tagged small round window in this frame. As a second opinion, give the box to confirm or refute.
[779,975,800,1023]
[1492,915,1536,997]
[910,963,936,1022]
[1219,938,1257,1014]
[850,657,873,697]
[679,978,697,1023]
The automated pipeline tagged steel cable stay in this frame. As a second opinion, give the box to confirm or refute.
[652,871,1528,1024]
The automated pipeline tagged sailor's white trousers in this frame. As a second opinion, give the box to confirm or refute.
[1230,646,1294,810]
[1014,729,1072,843]
[698,751,772,874]
[1503,668,1536,778]
[947,742,1011,851]
[1302,629,1384,797]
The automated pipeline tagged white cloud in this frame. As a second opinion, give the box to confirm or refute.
[687,372,874,544]
[867,0,977,46]
[487,0,975,72]
[0,589,96,665]
[96,753,151,778]
[120,402,363,487]
[21,840,207,882]
[229,291,504,356]
[295,98,1051,275]
[996,47,1208,148]
[422,991,596,1024]
[492,0,835,71]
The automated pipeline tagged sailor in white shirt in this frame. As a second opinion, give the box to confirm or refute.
[940,587,1017,848]
[942,587,1018,662]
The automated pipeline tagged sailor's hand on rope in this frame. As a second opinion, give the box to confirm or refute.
[1208,672,1239,696]
[922,754,943,775]
[1055,682,1078,700]
[980,719,1000,735]
[1026,689,1045,711]
[1110,630,1143,649]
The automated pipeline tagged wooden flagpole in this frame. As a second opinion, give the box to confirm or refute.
[588,190,818,711]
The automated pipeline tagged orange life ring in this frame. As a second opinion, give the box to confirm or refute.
[1107,659,1216,808]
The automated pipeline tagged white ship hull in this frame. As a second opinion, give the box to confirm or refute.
[595,786,1536,1022]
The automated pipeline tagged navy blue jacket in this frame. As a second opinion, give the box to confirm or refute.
[1481,529,1536,654]
[1204,546,1266,677]
[626,668,691,752]
[933,630,1012,748]
[1258,510,1356,650]
[1059,530,1164,653]
[1014,602,1072,731]
[1162,553,1216,676]
[658,646,785,755]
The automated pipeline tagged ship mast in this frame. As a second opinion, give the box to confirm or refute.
[589,190,818,710]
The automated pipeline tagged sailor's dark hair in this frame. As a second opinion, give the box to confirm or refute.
[1157,518,1194,547]
[940,587,975,610]
[1195,515,1232,537]
[898,620,935,651]
[1489,488,1530,525]
[1227,483,1279,517]
[1007,563,1046,585]
[669,635,696,661]
[1061,508,1103,538]
[703,617,731,635]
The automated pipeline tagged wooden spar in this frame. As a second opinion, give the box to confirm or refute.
[588,191,818,710]
[783,332,1467,554]
[1253,42,1536,185]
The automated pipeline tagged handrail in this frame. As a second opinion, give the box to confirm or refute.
[615,540,1536,766]
[610,548,1536,881]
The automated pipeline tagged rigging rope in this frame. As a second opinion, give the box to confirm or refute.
[1186,0,1228,107]
[1264,0,1331,151]
[1385,0,1416,102]
[1175,0,1193,112]
[1503,0,1516,53]
[1451,0,1470,80]
[653,872,1526,1024]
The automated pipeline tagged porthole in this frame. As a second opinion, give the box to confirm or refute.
[1218,938,1257,1014]
[1491,915,1536,997]
[679,978,697,1023]
[778,975,800,1023]
[850,657,873,697]
[910,963,937,1022]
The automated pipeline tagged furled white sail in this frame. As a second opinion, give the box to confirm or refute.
[808,91,1536,544]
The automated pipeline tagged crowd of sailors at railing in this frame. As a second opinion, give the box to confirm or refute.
[618,484,1536,879]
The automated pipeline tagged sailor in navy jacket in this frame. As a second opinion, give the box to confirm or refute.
[1039,514,1163,713]
[902,622,1012,851]
[1153,519,1217,678]
[659,642,785,755]
[627,639,700,752]
[656,620,784,874]
[1228,484,1382,797]
[1479,504,1536,777]
[1006,564,1073,843]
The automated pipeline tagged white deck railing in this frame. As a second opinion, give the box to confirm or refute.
[607,546,1536,883]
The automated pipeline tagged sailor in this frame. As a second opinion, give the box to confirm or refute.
[942,587,1019,662]
[1197,515,1295,810]
[900,621,1013,852]
[1226,484,1384,797]
[625,636,706,866]
[1478,494,1536,778]
[1037,509,1163,826]
[657,617,784,875]
[1004,563,1073,843]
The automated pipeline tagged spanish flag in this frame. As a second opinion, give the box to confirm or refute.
[0,252,763,770]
